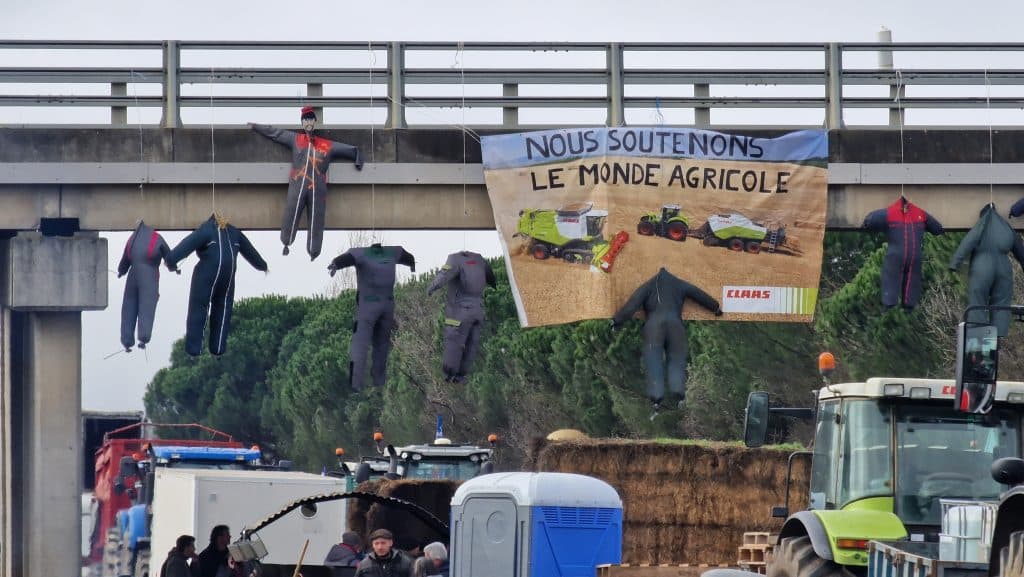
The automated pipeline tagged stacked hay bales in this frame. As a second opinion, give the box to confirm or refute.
[347,479,460,546]
[531,439,809,565]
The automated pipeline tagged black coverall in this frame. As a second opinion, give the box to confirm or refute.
[950,204,1024,337]
[329,245,416,390]
[166,215,268,356]
[612,268,721,404]
[250,123,362,260]
[118,220,170,351]
[427,251,496,380]
[863,197,944,310]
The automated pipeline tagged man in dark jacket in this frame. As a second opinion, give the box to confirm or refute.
[324,531,363,567]
[612,268,721,412]
[197,525,234,577]
[250,107,363,260]
[354,528,413,577]
[161,535,200,577]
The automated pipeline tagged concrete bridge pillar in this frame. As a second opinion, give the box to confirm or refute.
[0,232,107,577]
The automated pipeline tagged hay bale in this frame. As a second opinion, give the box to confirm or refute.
[347,479,385,540]
[363,479,461,547]
[531,440,809,565]
[547,428,589,441]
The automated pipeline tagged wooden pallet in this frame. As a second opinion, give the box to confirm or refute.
[596,563,732,576]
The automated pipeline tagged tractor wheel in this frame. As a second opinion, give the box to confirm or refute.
[746,240,762,254]
[531,243,550,260]
[767,536,855,577]
[133,550,150,577]
[637,220,656,236]
[728,238,745,252]
[667,221,688,241]
[1002,530,1024,577]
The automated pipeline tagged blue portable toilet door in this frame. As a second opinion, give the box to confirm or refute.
[456,497,518,577]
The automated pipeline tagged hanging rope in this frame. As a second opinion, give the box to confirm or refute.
[985,68,995,205]
[130,69,145,200]
[456,42,468,248]
[369,41,377,238]
[895,68,906,200]
[209,66,217,215]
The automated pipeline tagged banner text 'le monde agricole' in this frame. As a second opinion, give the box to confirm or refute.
[481,127,828,327]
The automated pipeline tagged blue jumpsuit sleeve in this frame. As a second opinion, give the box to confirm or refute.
[1012,235,1024,270]
[683,282,722,313]
[1012,197,1024,218]
[862,208,888,231]
[330,251,357,271]
[237,231,268,272]
[427,254,458,296]
[950,221,984,270]
[250,123,297,149]
[485,261,497,288]
[166,226,209,269]
[613,280,652,326]
[925,212,945,236]
[329,140,363,170]
[117,235,133,277]
[398,248,416,272]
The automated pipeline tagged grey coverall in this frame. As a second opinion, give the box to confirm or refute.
[250,123,362,260]
[612,268,721,404]
[329,245,416,390]
[950,204,1024,337]
[118,221,170,351]
[427,251,496,380]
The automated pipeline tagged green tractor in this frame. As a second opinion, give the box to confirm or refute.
[637,204,690,241]
[516,202,612,265]
[742,338,1024,577]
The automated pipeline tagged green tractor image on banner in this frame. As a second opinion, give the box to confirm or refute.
[695,212,786,254]
[637,204,690,241]
[516,202,614,266]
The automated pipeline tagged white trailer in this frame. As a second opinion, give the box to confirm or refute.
[151,469,347,567]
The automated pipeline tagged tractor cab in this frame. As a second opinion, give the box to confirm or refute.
[662,204,681,222]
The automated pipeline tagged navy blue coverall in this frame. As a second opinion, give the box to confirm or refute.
[166,215,268,356]
[863,197,944,310]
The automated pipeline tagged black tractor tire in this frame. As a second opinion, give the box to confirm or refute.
[1002,530,1024,577]
[728,238,745,252]
[767,536,855,577]
[531,243,550,260]
[133,550,150,577]
[637,219,656,236]
[667,221,688,241]
[746,240,762,254]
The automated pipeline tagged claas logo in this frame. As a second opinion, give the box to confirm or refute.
[726,289,772,299]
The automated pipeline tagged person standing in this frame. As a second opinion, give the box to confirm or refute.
[160,535,200,577]
[198,525,234,577]
[354,529,413,577]
[324,531,364,567]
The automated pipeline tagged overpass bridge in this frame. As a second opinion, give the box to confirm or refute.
[4,40,1024,577]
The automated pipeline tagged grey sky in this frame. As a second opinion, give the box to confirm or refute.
[4,0,1024,410]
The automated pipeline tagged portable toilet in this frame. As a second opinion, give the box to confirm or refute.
[449,472,622,577]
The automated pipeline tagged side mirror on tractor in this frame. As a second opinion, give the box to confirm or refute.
[955,321,998,415]
[743,392,770,448]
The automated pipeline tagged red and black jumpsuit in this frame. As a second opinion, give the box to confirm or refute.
[863,198,944,310]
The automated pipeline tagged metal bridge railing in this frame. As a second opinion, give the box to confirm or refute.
[2,40,1024,129]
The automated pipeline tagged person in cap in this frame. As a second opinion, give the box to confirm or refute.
[249,107,363,261]
[324,531,364,567]
[354,528,413,577]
